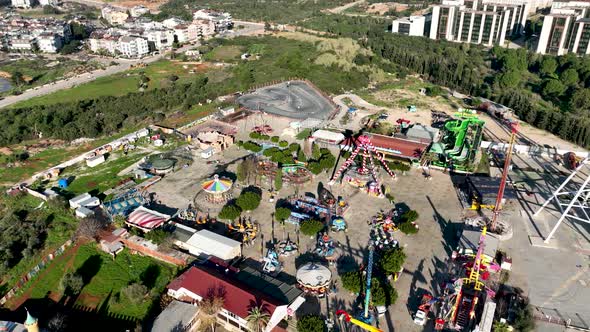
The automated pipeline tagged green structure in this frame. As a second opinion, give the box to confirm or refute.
[429,117,484,171]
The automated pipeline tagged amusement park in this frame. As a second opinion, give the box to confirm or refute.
[7,79,590,332]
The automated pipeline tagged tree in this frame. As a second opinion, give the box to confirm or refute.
[236,191,262,211]
[398,221,418,234]
[275,207,291,222]
[274,171,282,191]
[168,75,179,82]
[271,136,279,143]
[237,161,246,182]
[299,219,324,236]
[370,278,398,306]
[76,216,106,240]
[70,22,88,40]
[570,88,590,114]
[493,321,511,332]
[513,304,535,332]
[11,71,25,86]
[425,86,443,97]
[319,154,336,171]
[379,247,406,275]
[496,70,521,88]
[246,306,270,332]
[296,314,325,332]
[199,293,225,332]
[297,148,307,162]
[219,204,241,220]
[308,162,322,175]
[560,68,579,87]
[60,41,81,55]
[122,283,148,303]
[341,270,362,294]
[43,5,61,14]
[312,143,321,160]
[540,57,558,77]
[47,313,67,332]
[60,272,84,295]
[541,79,565,99]
[278,140,288,148]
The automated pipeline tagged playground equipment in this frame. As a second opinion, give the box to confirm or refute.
[176,207,215,225]
[414,294,440,326]
[262,248,281,275]
[104,189,145,217]
[277,239,298,256]
[201,174,233,204]
[319,186,336,206]
[252,124,273,134]
[228,217,258,246]
[336,310,383,332]
[331,217,347,232]
[296,262,332,296]
[396,118,411,129]
[428,117,485,171]
[315,233,337,260]
[369,209,400,251]
[490,123,517,231]
[331,135,396,197]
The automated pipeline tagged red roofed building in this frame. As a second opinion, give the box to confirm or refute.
[341,133,430,162]
[167,265,305,332]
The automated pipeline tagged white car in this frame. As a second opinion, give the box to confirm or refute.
[376,306,387,317]
[413,310,427,326]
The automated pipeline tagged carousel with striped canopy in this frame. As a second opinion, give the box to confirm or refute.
[201,174,233,204]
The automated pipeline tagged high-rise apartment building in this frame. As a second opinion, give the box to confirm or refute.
[429,0,530,46]
[536,1,590,55]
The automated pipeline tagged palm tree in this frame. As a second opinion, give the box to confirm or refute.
[198,294,225,332]
[246,306,270,332]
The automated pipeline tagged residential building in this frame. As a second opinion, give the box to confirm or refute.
[189,19,215,39]
[11,0,34,9]
[429,0,530,46]
[101,6,129,25]
[173,24,189,43]
[117,35,149,58]
[193,9,233,32]
[392,15,429,36]
[10,35,34,50]
[130,5,149,17]
[89,31,119,54]
[162,17,186,29]
[151,300,199,332]
[143,28,173,50]
[536,0,590,55]
[36,33,62,53]
[167,263,305,332]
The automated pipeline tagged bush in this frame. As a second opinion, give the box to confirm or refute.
[401,210,419,223]
[122,283,148,304]
[271,136,279,143]
[296,128,312,140]
[308,162,322,175]
[379,247,406,275]
[514,304,535,332]
[260,134,270,140]
[236,191,262,211]
[299,219,324,236]
[274,171,282,190]
[243,141,262,152]
[387,161,411,172]
[289,142,300,153]
[145,229,169,244]
[371,278,398,306]
[341,270,362,294]
[398,221,418,234]
[425,86,443,97]
[249,132,261,139]
[297,314,325,332]
[60,272,83,295]
[279,140,288,148]
[218,204,241,220]
[275,207,291,222]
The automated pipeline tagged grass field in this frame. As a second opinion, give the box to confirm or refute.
[205,45,245,62]
[28,243,177,319]
[10,60,208,108]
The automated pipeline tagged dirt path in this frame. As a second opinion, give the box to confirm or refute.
[325,0,366,13]
[7,240,85,310]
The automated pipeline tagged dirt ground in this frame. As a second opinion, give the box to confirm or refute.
[366,2,408,15]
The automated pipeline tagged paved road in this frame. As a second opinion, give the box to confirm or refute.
[0,22,264,109]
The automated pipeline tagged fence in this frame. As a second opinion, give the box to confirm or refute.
[533,306,590,331]
[0,240,73,306]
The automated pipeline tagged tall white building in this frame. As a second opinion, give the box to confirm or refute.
[11,0,34,8]
[536,0,590,55]
[392,15,429,36]
[429,0,530,46]
[117,35,149,58]
[37,33,62,53]
[144,29,174,50]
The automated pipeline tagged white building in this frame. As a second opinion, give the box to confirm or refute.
[392,15,428,36]
[10,35,34,51]
[89,31,120,54]
[130,5,150,17]
[102,6,129,25]
[429,0,531,46]
[173,25,190,43]
[162,17,186,29]
[118,35,149,58]
[536,0,590,55]
[86,154,105,167]
[11,0,33,9]
[189,19,215,38]
[193,9,233,32]
[144,29,174,50]
[38,0,58,6]
[37,33,62,53]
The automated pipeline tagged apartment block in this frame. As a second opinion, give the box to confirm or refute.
[536,0,590,55]
[11,0,33,9]
[144,29,173,50]
[392,15,430,36]
[37,33,62,53]
[117,35,149,58]
[102,6,129,25]
[429,0,530,46]
[192,9,233,32]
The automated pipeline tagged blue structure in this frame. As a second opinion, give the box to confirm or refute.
[104,189,145,216]
[58,178,69,189]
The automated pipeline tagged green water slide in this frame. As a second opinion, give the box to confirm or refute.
[444,120,471,156]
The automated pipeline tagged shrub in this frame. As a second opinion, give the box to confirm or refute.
[218,204,241,220]
[236,191,262,211]
[402,210,419,223]
[308,162,322,175]
[260,134,270,140]
[60,272,83,295]
[271,136,279,143]
[145,229,170,244]
[398,221,418,234]
[275,207,291,222]
[122,283,148,304]
[299,219,324,236]
[387,161,411,172]
[274,171,282,191]
[296,128,312,140]
[341,270,362,294]
[371,278,398,306]
[289,142,300,152]
[243,141,262,152]
[279,140,289,148]
[379,247,406,275]
[297,314,325,332]
[249,132,261,139]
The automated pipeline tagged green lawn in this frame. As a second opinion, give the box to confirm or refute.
[29,243,177,319]
[10,59,207,108]
[205,45,245,62]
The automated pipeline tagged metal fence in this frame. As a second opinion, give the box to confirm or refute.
[533,306,590,331]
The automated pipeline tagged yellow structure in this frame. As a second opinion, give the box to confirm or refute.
[24,310,39,332]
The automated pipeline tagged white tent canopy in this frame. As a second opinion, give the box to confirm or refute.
[183,229,241,260]
[296,263,332,288]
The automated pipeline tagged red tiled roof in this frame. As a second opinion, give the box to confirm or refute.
[167,266,279,319]
[341,134,429,159]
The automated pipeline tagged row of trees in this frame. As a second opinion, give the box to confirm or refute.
[218,188,263,220]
